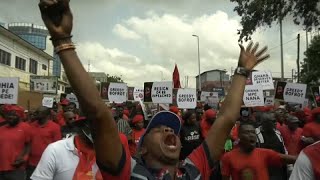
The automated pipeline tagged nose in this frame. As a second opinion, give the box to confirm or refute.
[163,127,174,134]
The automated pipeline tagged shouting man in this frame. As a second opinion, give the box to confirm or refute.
[38,0,270,179]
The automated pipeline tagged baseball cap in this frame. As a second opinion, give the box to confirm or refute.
[139,111,181,147]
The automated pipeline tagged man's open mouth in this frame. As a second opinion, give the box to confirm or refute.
[163,134,178,150]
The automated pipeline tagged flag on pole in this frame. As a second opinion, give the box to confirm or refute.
[173,64,181,88]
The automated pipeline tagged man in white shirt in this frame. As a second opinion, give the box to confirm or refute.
[31,117,99,180]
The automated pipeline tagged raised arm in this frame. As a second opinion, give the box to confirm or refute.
[205,42,270,161]
[38,0,122,172]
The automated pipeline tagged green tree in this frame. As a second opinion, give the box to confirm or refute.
[230,0,320,42]
[107,74,124,83]
[300,35,320,85]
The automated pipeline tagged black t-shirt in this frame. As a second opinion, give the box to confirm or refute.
[180,123,203,160]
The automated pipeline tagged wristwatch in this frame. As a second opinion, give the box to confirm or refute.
[234,67,250,77]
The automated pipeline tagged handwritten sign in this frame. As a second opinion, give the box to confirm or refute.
[176,89,197,109]
[108,83,127,103]
[0,77,19,104]
[252,71,274,90]
[243,85,264,107]
[264,97,274,106]
[42,97,54,108]
[66,93,79,108]
[283,83,307,104]
[134,88,144,101]
[147,82,172,104]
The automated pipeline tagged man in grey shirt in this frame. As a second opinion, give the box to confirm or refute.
[114,106,132,140]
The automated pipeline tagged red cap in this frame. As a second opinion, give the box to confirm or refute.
[169,106,179,114]
[132,114,144,124]
[254,106,271,112]
[60,99,70,106]
[205,109,217,119]
[3,105,25,119]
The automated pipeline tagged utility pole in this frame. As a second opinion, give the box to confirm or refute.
[280,18,284,81]
[306,30,310,72]
[88,60,91,72]
[297,34,300,82]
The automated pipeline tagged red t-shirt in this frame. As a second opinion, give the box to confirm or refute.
[129,128,145,156]
[231,124,240,141]
[302,121,320,141]
[200,119,212,138]
[0,122,31,171]
[99,142,214,180]
[279,126,303,155]
[221,148,283,180]
[28,120,61,166]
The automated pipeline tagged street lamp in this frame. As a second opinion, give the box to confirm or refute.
[192,34,201,91]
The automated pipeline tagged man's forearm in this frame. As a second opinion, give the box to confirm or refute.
[57,48,123,170]
[205,74,246,160]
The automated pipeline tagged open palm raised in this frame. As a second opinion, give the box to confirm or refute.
[238,42,270,70]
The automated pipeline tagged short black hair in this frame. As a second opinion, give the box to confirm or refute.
[182,110,195,121]
[239,121,256,134]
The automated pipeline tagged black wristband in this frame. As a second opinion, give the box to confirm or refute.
[234,67,250,77]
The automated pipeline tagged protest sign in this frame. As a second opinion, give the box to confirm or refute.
[201,91,219,109]
[66,93,79,108]
[243,85,264,107]
[264,97,274,106]
[0,77,19,104]
[134,88,144,101]
[144,82,173,104]
[176,89,197,109]
[42,97,54,108]
[251,71,274,90]
[30,76,58,94]
[212,87,225,98]
[283,83,307,104]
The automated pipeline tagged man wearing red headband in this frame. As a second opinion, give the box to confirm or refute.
[129,115,145,156]
[0,105,31,179]
[301,107,320,146]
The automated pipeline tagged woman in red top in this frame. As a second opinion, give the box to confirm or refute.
[302,107,320,146]
[129,115,145,156]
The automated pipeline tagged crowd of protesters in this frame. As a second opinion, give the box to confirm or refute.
[0,0,319,179]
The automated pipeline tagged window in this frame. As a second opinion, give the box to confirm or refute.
[0,49,11,66]
[29,59,38,74]
[15,57,26,71]
[42,64,47,70]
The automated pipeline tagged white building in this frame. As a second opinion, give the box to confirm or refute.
[0,25,53,91]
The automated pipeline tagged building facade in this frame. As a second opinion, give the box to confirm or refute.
[89,72,109,82]
[196,69,231,92]
[0,26,52,90]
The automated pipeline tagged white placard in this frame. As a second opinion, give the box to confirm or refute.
[151,82,173,104]
[243,85,264,107]
[303,99,309,108]
[252,71,274,90]
[66,93,79,108]
[134,88,144,101]
[108,83,127,103]
[30,76,57,94]
[201,91,219,108]
[176,89,197,109]
[42,97,54,108]
[0,77,19,104]
[283,83,307,104]
[264,97,275,106]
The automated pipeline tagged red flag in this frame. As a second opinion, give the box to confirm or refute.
[173,64,181,88]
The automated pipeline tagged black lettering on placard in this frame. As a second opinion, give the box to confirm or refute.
[245,89,261,101]
[253,74,271,84]
[284,88,304,98]
[109,88,125,96]
[152,86,171,98]
[178,94,195,102]
[0,82,15,99]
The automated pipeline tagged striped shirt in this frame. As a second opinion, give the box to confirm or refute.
[116,118,132,137]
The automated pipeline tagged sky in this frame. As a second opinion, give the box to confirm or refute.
[0,0,316,88]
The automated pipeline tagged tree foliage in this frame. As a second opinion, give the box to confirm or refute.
[230,0,320,42]
[107,74,124,83]
[300,35,320,85]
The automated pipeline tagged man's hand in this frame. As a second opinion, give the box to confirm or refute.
[38,0,73,39]
[238,42,270,70]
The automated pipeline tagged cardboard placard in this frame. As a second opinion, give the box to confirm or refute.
[283,83,307,104]
[42,97,54,108]
[176,89,197,109]
[66,93,79,108]
[144,82,173,104]
[0,77,19,104]
[251,71,274,90]
[30,76,58,94]
[101,83,127,103]
[201,91,219,109]
[264,97,275,106]
[243,85,264,107]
